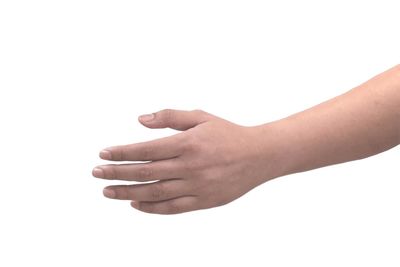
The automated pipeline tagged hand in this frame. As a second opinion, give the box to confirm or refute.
[92,109,281,214]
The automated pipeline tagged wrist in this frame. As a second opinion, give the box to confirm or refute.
[246,120,295,184]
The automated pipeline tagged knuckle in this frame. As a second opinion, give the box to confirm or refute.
[180,144,207,172]
[111,188,121,199]
[160,109,174,123]
[118,146,128,161]
[191,109,205,115]
[115,186,128,199]
[102,165,117,180]
[149,183,165,200]
[191,109,210,121]
[162,109,181,129]
[181,158,202,174]
[189,179,207,194]
[109,166,118,180]
[138,166,154,180]
[182,133,201,153]
[124,186,135,199]
[140,145,154,160]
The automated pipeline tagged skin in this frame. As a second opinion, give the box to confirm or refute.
[92,65,400,215]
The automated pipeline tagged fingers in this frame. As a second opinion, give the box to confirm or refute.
[99,134,185,161]
[93,159,182,182]
[131,196,198,215]
[138,109,211,131]
[95,109,215,214]
[103,179,193,202]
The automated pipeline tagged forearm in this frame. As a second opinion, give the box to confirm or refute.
[259,65,400,178]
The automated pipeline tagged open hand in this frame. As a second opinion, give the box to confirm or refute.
[92,109,279,214]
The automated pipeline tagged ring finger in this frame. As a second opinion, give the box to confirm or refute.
[104,179,194,202]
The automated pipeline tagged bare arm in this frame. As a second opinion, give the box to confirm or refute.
[93,65,400,215]
[261,64,400,177]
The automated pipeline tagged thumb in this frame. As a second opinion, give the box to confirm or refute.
[138,109,212,131]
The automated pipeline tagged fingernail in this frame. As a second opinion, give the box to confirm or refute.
[100,150,112,160]
[103,188,116,198]
[139,113,155,122]
[92,168,104,178]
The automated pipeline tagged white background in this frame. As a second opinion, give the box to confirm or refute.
[0,0,399,266]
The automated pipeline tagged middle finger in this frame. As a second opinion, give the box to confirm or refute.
[93,158,182,182]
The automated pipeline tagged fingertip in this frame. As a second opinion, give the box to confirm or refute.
[99,149,112,160]
[103,188,116,198]
[131,201,140,209]
[138,113,155,123]
[92,167,104,178]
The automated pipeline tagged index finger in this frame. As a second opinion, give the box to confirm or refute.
[100,134,185,162]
